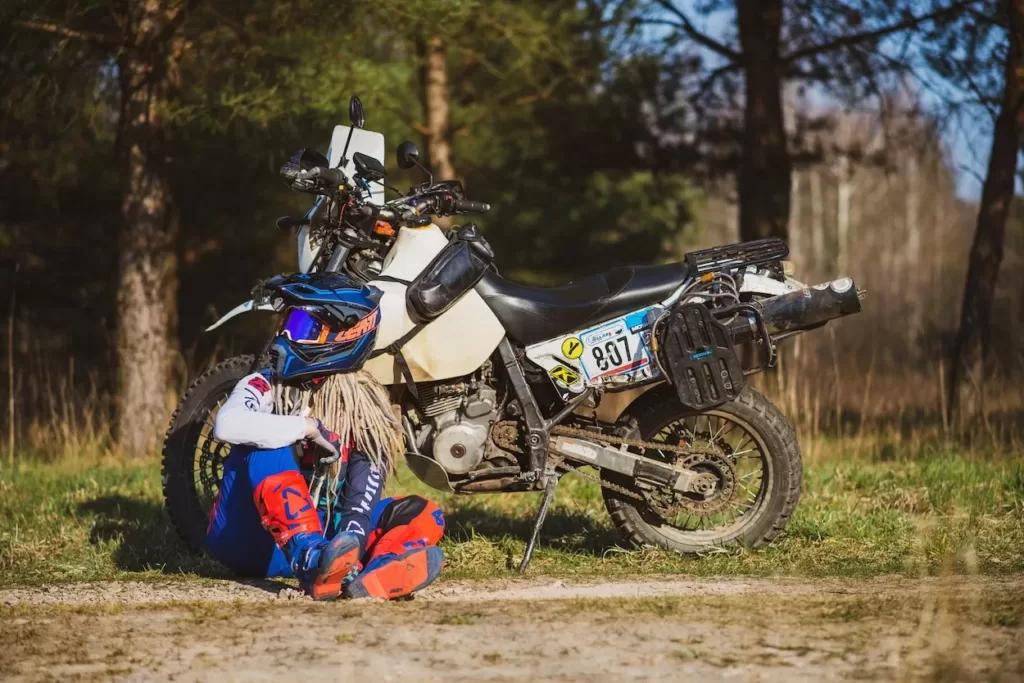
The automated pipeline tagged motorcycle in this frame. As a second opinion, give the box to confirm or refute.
[162,96,863,569]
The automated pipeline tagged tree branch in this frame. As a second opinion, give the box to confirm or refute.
[149,0,203,48]
[15,19,120,47]
[783,0,979,63]
[693,62,742,101]
[648,0,741,62]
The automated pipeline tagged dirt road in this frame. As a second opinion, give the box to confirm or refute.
[2,576,1021,681]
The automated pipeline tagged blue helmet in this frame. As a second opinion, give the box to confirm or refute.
[263,273,383,384]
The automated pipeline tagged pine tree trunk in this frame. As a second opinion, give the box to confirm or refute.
[736,0,791,242]
[948,0,1024,418]
[810,169,825,273]
[835,155,852,274]
[116,1,183,458]
[419,34,456,182]
[904,155,922,348]
[790,170,802,264]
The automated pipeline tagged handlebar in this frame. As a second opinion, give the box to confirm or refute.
[411,193,490,216]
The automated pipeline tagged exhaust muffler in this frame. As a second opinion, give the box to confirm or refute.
[729,277,863,343]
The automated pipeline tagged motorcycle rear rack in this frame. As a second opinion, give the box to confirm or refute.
[683,238,789,276]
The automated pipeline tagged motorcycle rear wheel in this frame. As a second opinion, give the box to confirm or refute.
[161,354,255,553]
[603,386,802,555]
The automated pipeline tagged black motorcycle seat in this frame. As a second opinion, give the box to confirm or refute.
[476,261,692,346]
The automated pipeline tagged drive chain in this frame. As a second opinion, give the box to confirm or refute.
[491,421,736,514]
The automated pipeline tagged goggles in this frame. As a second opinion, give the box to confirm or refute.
[280,307,379,345]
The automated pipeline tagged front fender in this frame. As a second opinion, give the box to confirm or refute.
[205,299,277,332]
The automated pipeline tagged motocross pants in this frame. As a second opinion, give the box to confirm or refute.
[206,445,445,598]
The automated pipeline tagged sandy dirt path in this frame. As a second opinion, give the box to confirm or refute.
[2,576,1022,681]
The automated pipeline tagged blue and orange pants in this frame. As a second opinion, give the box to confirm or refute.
[206,445,444,579]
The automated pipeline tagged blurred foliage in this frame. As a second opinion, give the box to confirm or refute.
[0,0,701,375]
[0,0,1018,407]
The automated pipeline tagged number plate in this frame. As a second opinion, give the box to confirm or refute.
[578,311,653,381]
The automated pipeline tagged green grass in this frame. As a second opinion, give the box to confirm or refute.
[1,443,1022,586]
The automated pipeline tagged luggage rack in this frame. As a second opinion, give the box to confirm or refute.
[683,238,789,276]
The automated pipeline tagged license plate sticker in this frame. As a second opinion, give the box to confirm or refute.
[577,310,654,380]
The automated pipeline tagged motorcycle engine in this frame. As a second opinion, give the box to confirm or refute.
[419,382,498,475]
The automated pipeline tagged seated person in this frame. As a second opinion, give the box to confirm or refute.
[206,369,444,600]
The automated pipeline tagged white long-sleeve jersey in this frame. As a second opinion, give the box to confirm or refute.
[212,372,308,449]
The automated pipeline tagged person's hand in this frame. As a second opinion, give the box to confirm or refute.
[305,418,342,464]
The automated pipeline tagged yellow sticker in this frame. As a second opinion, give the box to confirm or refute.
[561,337,584,360]
[550,364,580,386]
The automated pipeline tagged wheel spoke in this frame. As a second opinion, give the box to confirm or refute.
[622,408,775,541]
[730,433,754,453]
[711,416,730,442]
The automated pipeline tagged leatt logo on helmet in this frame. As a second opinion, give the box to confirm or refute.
[334,308,381,343]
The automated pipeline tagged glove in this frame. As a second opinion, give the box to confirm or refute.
[306,418,342,465]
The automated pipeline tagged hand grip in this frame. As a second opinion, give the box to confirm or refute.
[453,199,490,213]
[316,167,346,186]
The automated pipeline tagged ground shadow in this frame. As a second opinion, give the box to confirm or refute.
[444,505,626,557]
[77,495,290,594]
[77,493,627,584]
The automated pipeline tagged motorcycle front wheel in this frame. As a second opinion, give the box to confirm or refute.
[603,386,802,555]
[161,354,255,552]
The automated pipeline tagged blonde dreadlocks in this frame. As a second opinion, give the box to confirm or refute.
[275,370,403,512]
[308,371,403,476]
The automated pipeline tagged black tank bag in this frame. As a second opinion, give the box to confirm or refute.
[405,224,495,324]
[370,224,494,401]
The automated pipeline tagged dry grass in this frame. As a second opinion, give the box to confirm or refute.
[1,360,1022,585]
[0,431,1021,586]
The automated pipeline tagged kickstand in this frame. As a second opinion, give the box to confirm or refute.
[519,475,557,572]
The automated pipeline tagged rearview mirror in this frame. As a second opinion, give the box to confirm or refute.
[396,140,420,170]
[353,152,386,182]
[349,96,365,129]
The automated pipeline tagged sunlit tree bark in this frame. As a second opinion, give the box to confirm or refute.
[949,0,1024,418]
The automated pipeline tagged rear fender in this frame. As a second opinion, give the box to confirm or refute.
[739,272,802,297]
[613,383,681,431]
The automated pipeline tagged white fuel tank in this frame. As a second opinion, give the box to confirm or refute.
[362,225,505,384]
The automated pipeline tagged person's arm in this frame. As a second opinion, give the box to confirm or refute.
[335,450,384,553]
[212,372,311,449]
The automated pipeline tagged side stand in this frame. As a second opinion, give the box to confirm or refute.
[519,475,558,572]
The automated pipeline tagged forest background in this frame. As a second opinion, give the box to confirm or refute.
[1,0,1023,462]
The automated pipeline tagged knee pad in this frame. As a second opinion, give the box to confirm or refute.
[366,496,445,559]
[379,496,445,543]
[253,470,323,546]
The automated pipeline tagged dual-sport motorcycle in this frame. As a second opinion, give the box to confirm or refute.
[162,97,863,569]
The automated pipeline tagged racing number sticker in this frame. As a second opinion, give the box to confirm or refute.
[579,318,651,380]
[590,337,631,372]
[561,337,584,360]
